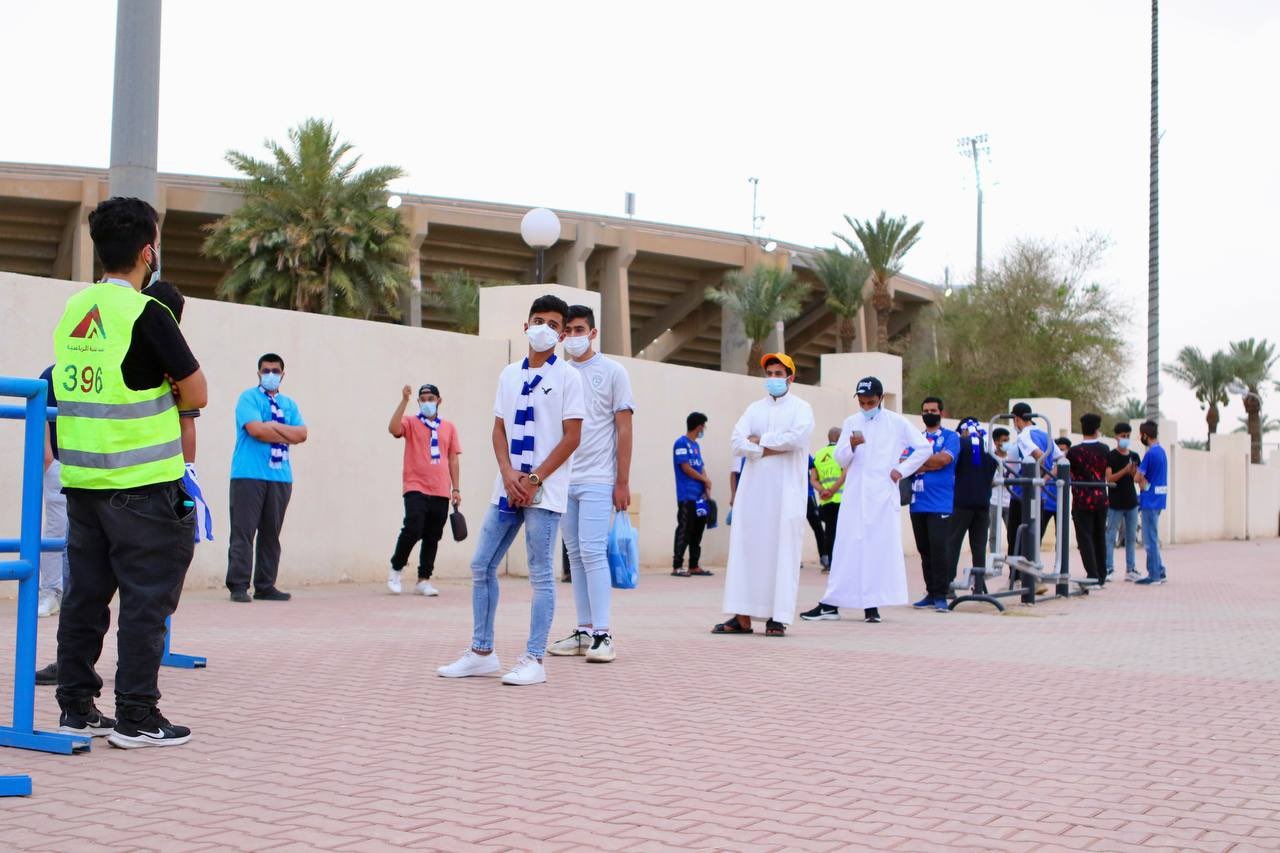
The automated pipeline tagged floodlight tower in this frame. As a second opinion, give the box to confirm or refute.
[958,134,990,286]
[109,0,163,204]
[748,177,765,236]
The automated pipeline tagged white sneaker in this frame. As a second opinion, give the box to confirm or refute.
[387,569,402,595]
[437,650,501,678]
[414,581,439,597]
[501,654,546,686]
[37,591,60,618]
[547,630,590,656]
[585,633,616,663]
[1125,571,1141,582]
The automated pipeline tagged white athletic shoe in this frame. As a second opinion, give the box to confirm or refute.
[1125,571,1141,582]
[37,591,60,618]
[437,650,501,678]
[547,630,590,656]
[585,634,616,663]
[501,654,546,686]
[387,569,402,595]
[415,581,439,597]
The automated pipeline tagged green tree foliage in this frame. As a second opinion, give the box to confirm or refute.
[905,237,1126,422]
[1163,346,1235,449]
[203,118,410,319]
[836,211,922,353]
[1114,397,1147,421]
[428,269,507,334]
[1227,337,1277,463]
[706,264,809,376]
[809,246,870,353]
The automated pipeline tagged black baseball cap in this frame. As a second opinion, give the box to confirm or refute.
[1011,402,1033,419]
[419,384,440,397]
[855,376,884,397]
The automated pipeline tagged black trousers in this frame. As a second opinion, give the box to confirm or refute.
[673,500,707,569]
[806,496,825,558]
[226,478,293,593]
[911,512,952,599]
[390,491,450,579]
[1007,499,1051,559]
[946,506,990,576]
[57,481,194,717]
[817,502,840,560]
[1073,507,1109,583]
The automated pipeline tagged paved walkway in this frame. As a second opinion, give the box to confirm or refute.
[2,538,1279,851]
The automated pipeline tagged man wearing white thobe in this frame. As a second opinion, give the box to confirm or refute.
[800,377,930,623]
[712,353,814,637]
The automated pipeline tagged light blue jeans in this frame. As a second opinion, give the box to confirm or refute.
[1106,506,1139,573]
[561,482,614,631]
[41,460,68,596]
[470,504,560,659]
[1141,507,1165,580]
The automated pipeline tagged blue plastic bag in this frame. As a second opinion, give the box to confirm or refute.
[607,512,639,590]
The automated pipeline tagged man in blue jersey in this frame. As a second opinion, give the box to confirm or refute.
[1134,420,1169,585]
[1004,402,1058,558]
[672,412,713,577]
[909,397,961,612]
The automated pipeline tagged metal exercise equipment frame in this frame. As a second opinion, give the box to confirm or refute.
[0,379,91,797]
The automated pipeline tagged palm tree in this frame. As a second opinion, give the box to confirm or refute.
[836,211,923,352]
[429,269,504,334]
[1234,414,1279,435]
[809,246,870,353]
[1228,337,1277,463]
[706,264,809,376]
[1162,346,1234,449]
[1114,397,1147,421]
[203,118,411,319]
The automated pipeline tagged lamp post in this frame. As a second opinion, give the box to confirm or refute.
[520,207,561,284]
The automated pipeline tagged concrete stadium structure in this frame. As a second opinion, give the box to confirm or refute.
[0,161,942,383]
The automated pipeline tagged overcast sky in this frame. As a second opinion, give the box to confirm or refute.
[4,0,1277,441]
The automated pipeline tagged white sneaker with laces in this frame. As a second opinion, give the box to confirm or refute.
[1125,571,1141,582]
[547,630,590,656]
[415,580,439,597]
[501,654,546,686]
[387,569,402,595]
[437,650,501,678]
[37,591,60,618]
[586,633,616,663]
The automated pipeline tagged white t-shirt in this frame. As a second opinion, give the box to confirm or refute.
[489,356,586,514]
[568,352,635,485]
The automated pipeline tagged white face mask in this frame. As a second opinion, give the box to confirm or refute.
[563,335,591,357]
[526,324,560,353]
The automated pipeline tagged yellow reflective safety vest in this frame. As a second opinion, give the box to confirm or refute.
[53,282,184,490]
[813,443,843,505]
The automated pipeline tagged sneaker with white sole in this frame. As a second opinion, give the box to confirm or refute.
[437,650,501,678]
[586,633,616,663]
[547,629,590,656]
[38,590,60,618]
[1124,571,1141,582]
[107,707,191,749]
[59,704,115,737]
[414,580,439,597]
[387,569,402,594]
[501,654,546,686]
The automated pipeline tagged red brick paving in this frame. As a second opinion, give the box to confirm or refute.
[1,538,1278,850]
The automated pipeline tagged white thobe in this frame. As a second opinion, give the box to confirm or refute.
[820,408,931,609]
[722,392,815,624]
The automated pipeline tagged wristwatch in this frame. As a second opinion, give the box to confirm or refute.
[528,472,542,486]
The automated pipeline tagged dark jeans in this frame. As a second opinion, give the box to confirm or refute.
[227,478,293,592]
[911,512,952,600]
[673,500,707,569]
[817,501,840,560]
[57,481,194,717]
[947,506,990,576]
[806,496,825,558]
[1073,507,1109,584]
[1007,499,1051,559]
[390,491,450,579]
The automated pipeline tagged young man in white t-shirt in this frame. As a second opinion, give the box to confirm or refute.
[546,305,635,663]
[437,295,585,686]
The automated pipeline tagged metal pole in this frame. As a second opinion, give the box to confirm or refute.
[1145,0,1160,420]
[975,185,984,286]
[108,0,163,205]
[535,248,545,285]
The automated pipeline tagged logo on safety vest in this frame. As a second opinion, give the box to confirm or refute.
[69,305,106,339]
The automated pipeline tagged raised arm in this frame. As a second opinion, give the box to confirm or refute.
[389,385,411,437]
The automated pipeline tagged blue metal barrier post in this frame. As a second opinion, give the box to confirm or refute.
[162,615,206,669]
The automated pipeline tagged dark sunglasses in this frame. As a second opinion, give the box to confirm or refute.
[259,367,283,375]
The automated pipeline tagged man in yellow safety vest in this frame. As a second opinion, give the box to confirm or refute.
[809,427,847,570]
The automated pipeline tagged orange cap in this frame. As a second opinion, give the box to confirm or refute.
[760,352,795,375]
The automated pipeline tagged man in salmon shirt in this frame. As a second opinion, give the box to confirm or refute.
[386,383,461,596]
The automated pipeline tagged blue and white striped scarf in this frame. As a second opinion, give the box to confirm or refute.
[182,463,214,543]
[498,355,555,513]
[416,412,442,464]
[262,388,289,469]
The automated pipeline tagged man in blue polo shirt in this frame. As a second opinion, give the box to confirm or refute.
[910,396,961,612]
[1134,420,1169,585]
[672,412,713,577]
[227,352,308,603]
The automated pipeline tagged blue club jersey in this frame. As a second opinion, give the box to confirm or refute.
[1138,443,1169,510]
[910,428,960,514]
[1007,428,1058,511]
[673,435,705,502]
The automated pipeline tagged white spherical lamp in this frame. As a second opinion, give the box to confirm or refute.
[520,207,561,249]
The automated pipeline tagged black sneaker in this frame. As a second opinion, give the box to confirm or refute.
[253,588,292,601]
[230,589,252,603]
[800,603,839,621]
[864,608,882,624]
[35,662,58,686]
[108,708,191,749]
[59,704,116,737]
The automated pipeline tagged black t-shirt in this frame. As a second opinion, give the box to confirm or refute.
[1107,448,1140,510]
[953,442,999,510]
[39,364,58,460]
[119,300,200,390]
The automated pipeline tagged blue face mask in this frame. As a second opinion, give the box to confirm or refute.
[420,401,438,418]
[1117,437,1131,450]
[863,405,881,421]
[260,372,282,392]
[765,377,788,397]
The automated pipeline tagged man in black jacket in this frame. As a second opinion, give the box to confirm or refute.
[947,418,998,582]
